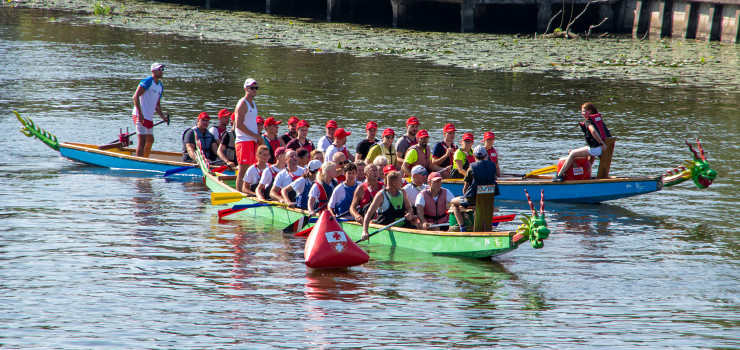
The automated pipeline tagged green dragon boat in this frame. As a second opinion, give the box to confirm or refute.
[193,142,549,259]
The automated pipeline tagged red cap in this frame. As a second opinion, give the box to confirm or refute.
[366,121,378,130]
[443,123,457,133]
[288,116,299,125]
[326,120,338,128]
[274,147,287,158]
[230,113,236,122]
[383,165,396,175]
[462,133,474,142]
[217,109,230,118]
[334,128,351,139]
[417,129,429,139]
[197,112,210,120]
[382,128,395,137]
[484,131,495,140]
[264,117,282,126]
[406,116,420,125]
[297,120,310,128]
[256,116,264,124]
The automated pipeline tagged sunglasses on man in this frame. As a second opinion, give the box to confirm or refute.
[248,86,259,90]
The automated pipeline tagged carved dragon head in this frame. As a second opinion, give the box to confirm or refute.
[663,139,717,189]
[517,189,550,249]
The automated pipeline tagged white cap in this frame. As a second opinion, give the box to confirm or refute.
[473,145,487,158]
[150,62,164,71]
[411,165,427,175]
[308,159,322,172]
[244,78,257,89]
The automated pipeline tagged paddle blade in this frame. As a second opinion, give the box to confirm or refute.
[293,225,314,237]
[211,192,247,206]
[218,207,247,218]
[211,165,229,173]
[283,215,308,233]
[525,165,558,177]
[492,214,517,223]
[164,165,195,177]
[217,203,270,218]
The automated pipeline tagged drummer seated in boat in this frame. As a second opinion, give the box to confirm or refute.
[182,112,220,164]
[328,162,359,219]
[308,161,339,216]
[270,149,305,204]
[450,146,498,232]
[243,145,271,195]
[416,172,455,231]
[401,129,451,179]
[360,170,417,241]
[283,160,322,210]
[350,163,383,224]
[552,102,612,182]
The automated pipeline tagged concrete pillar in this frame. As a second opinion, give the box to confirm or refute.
[461,0,476,33]
[266,0,280,14]
[696,3,716,40]
[391,0,408,28]
[205,0,210,10]
[537,2,552,34]
[632,0,646,38]
[648,0,670,39]
[598,3,614,32]
[327,0,340,21]
[720,5,740,43]
[671,1,691,39]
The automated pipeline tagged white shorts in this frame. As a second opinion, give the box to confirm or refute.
[133,116,154,135]
[588,147,602,157]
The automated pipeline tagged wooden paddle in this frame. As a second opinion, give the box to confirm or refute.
[217,201,288,218]
[211,192,252,206]
[525,165,558,177]
[355,218,406,243]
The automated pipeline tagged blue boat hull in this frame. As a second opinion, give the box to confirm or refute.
[442,176,663,204]
[59,142,232,177]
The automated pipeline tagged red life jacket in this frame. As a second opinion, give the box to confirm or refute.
[403,135,418,148]
[464,149,476,168]
[585,113,607,140]
[359,181,382,208]
[409,144,431,169]
[486,147,498,165]
[422,189,448,225]
[315,180,335,212]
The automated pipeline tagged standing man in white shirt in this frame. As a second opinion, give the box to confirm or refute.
[317,120,338,152]
[132,62,168,158]
[234,78,264,194]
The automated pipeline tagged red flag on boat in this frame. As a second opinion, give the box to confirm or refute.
[304,211,369,269]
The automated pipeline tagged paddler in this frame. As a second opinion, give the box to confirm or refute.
[328,162,359,218]
[308,161,339,215]
[208,109,231,145]
[402,165,429,212]
[283,159,322,210]
[450,146,498,232]
[256,147,287,201]
[400,129,450,178]
[354,121,379,161]
[310,149,324,163]
[552,102,612,182]
[317,120,338,152]
[281,116,299,144]
[270,149,305,204]
[132,62,168,158]
[431,123,458,169]
[325,128,355,163]
[332,152,349,183]
[256,115,265,135]
[234,78,264,196]
[261,117,286,164]
[365,128,399,169]
[286,120,315,152]
[361,170,416,240]
[482,131,503,177]
[243,145,271,195]
[354,160,366,182]
[216,113,237,170]
[416,172,455,231]
[350,163,383,224]
[395,116,420,160]
[182,112,219,164]
[297,148,310,168]
[449,133,475,179]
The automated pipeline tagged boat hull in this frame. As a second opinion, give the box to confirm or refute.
[442,175,663,203]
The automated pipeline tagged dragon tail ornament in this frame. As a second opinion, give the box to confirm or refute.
[513,189,550,249]
[662,139,716,189]
[15,110,60,151]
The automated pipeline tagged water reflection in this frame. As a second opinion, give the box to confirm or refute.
[304,269,364,301]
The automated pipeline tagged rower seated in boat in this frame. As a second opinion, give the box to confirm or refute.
[270,149,305,204]
[401,129,451,179]
[209,109,231,146]
[308,161,339,216]
[552,102,612,182]
[449,133,475,179]
[361,170,416,240]
[332,152,349,183]
[402,165,429,215]
[328,162,359,218]
[256,147,287,201]
[431,123,458,169]
[355,160,366,182]
[261,117,286,164]
[216,113,238,171]
[450,146,498,232]
[243,145,271,195]
[285,120,315,153]
[297,148,310,168]
[482,131,503,177]
[283,160,322,210]
[182,112,220,164]
[366,128,400,169]
[416,172,455,231]
[349,163,383,224]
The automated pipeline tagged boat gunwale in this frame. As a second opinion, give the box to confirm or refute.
[62,142,196,167]
[444,175,663,186]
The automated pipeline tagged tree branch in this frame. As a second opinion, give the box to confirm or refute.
[587,17,608,36]
[544,9,563,35]
[565,0,594,33]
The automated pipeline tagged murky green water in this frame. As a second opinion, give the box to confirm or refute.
[1,7,739,348]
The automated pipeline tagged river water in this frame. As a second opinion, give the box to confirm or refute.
[1,7,739,349]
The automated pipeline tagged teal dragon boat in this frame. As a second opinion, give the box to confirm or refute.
[193,142,549,259]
